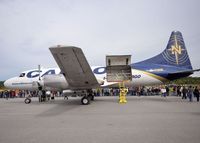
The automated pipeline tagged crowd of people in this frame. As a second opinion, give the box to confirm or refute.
[160,85,199,102]
[98,86,161,96]
[0,85,199,102]
[0,90,61,99]
[95,85,200,102]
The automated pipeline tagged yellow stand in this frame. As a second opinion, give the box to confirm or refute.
[119,82,128,104]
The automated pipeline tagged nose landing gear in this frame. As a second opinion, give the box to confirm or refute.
[24,98,31,104]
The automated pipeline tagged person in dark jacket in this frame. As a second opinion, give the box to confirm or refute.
[182,86,187,99]
[166,86,169,96]
[193,86,199,102]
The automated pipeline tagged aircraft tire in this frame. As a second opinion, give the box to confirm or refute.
[24,98,31,104]
[81,96,90,105]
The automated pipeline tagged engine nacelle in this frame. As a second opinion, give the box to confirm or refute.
[43,74,68,90]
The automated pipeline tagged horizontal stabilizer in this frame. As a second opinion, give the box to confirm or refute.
[169,68,200,75]
[167,68,200,80]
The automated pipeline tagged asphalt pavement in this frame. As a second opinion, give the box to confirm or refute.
[0,96,200,143]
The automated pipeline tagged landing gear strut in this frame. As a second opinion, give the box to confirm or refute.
[88,89,94,101]
[90,95,94,101]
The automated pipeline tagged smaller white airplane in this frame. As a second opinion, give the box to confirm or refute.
[4,31,200,104]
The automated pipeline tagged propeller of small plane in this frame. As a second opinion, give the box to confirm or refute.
[37,64,43,90]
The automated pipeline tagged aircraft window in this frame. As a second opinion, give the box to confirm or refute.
[19,73,25,77]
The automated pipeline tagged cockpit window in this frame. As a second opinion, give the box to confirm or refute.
[19,73,25,77]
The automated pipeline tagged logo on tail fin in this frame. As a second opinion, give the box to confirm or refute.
[162,32,189,65]
[168,35,185,64]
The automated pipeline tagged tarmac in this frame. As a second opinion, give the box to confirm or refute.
[0,96,200,143]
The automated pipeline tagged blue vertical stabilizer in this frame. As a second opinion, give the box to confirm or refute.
[135,31,193,70]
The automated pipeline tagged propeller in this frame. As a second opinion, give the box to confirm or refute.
[37,64,43,90]
[38,64,41,81]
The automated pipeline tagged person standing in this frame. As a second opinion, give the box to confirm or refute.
[177,86,181,96]
[188,86,193,102]
[161,86,166,97]
[182,86,187,99]
[193,86,199,102]
[166,86,169,96]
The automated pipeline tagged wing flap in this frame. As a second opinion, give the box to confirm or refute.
[49,46,99,89]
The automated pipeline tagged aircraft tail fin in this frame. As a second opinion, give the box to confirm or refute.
[136,31,193,70]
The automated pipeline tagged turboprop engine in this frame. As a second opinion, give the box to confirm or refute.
[43,74,68,90]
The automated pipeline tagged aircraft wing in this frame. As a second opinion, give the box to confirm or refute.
[49,46,99,90]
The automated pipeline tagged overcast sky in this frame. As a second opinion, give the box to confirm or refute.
[0,0,200,80]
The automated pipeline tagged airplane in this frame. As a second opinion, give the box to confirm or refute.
[4,31,200,105]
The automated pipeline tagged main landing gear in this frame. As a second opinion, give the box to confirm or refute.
[81,90,94,105]
[81,96,90,105]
